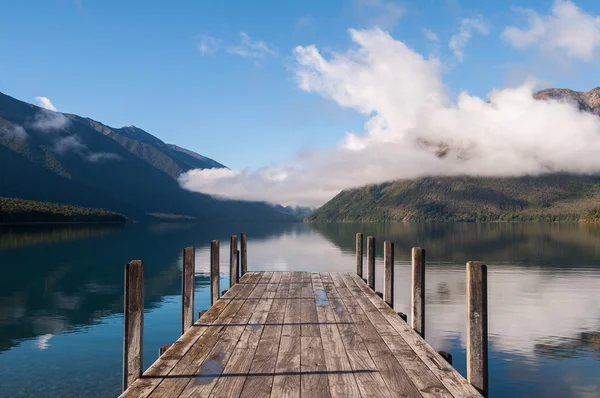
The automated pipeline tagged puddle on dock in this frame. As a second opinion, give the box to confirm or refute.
[315,290,329,305]
[195,352,225,385]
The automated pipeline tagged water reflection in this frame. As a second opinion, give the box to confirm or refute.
[0,221,599,397]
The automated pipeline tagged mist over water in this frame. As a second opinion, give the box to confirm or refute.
[0,222,599,397]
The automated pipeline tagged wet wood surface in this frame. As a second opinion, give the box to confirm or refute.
[120,272,480,398]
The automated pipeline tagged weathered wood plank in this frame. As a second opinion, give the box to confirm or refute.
[301,336,331,397]
[119,273,253,398]
[347,273,481,397]
[123,271,481,398]
[271,336,301,398]
[338,274,421,397]
[182,247,195,334]
[382,334,453,398]
[467,261,488,397]
[239,277,287,397]
[148,273,263,398]
[315,285,361,397]
[123,260,144,391]
[328,274,394,398]
[412,247,426,338]
[175,273,271,398]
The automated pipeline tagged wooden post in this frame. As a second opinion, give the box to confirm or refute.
[230,235,238,287]
[356,233,363,277]
[159,344,172,356]
[397,312,407,322]
[383,241,394,307]
[241,232,247,276]
[210,240,220,306]
[412,247,426,338]
[467,261,488,397]
[181,247,195,335]
[438,351,453,365]
[367,236,375,290]
[237,250,240,280]
[123,260,144,391]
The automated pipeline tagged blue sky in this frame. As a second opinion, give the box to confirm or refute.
[2,0,600,174]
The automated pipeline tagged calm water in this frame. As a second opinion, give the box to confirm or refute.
[0,222,599,397]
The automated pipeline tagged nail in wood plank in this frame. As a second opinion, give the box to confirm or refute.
[181,247,195,335]
[367,236,375,290]
[467,261,488,397]
[356,233,363,277]
[210,240,220,306]
[230,235,238,287]
[240,232,247,276]
[123,260,144,391]
[383,241,394,307]
[411,247,425,338]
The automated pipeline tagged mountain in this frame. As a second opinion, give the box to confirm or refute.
[0,92,293,222]
[72,117,225,179]
[306,174,600,222]
[308,87,600,223]
[534,87,600,116]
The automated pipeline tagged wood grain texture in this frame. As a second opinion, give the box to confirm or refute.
[412,247,425,338]
[467,261,488,397]
[123,260,144,391]
[241,232,248,276]
[383,241,394,308]
[230,235,238,286]
[347,273,481,397]
[211,240,220,306]
[367,236,375,290]
[182,247,195,335]
[356,233,363,277]
[121,271,481,398]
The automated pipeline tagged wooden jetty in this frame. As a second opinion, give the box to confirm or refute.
[120,233,488,398]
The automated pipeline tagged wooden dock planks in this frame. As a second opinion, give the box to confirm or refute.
[120,272,480,398]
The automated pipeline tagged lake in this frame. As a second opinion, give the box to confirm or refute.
[0,221,599,397]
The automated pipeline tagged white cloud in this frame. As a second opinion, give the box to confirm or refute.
[423,29,439,42]
[53,135,120,162]
[34,96,58,111]
[449,17,490,61]
[179,27,600,207]
[227,32,277,59]
[197,35,220,56]
[502,0,600,61]
[0,123,27,139]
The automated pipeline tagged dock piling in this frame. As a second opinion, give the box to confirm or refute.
[181,247,195,335]
[230,235,238,287]
[210,240,220,305]
[241,232,247,276]
[383,241,394,307]
[412,247,426,338]
[367,236,375,290]
[123,260,144,391]
[356,233,363,277]
[467,261,489,397]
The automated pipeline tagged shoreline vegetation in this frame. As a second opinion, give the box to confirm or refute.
[0,197,127,224]
[306,175,600,223]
